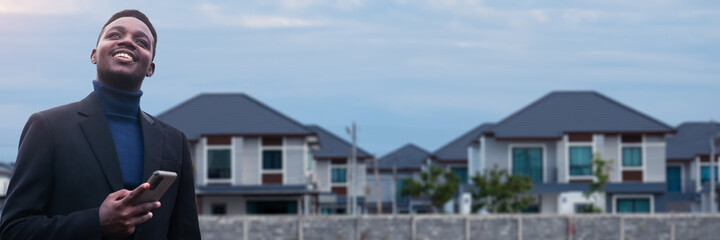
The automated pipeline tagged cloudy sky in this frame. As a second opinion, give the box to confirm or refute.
[0,0,718,162]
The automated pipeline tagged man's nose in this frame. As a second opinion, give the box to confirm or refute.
[117,36,136,49]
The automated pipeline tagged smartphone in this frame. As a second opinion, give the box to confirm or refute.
[133,170,177,205]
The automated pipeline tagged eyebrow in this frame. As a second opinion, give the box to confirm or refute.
[105,25,152,42]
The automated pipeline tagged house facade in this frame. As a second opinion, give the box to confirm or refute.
[305,125,373,215]
[666,122,720,212]
[158,93,321,215]
[433,124,497,183]
[0,162,13,213]
[466,91,674,214]
[365,144,432,214]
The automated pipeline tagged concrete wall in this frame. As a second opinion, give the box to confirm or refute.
[190,141,204,185]
[366,173,392,203]
[199,214,720,240]
[240,137,260,184]
[232,137,244,185]
[602,134,621,182]
[316,160,331,192]
[355,162,367,196]
[483,137,509,171]
[468,144,480,177]
[286,137,305,185]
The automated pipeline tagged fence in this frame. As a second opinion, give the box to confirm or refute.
[199,214,720,240]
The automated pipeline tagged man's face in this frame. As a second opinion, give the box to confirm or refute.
[91,17,155,92]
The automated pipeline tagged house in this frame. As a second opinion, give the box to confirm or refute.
[433,123,497,182]
[365,144,432,214]
[305,125,374,214]
[0,162,13,213]
[666,122,720,212]
[431,124,495,212]
[465,91,674,213]
[157,93,320,215]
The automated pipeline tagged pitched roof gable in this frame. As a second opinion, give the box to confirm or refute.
[375,144,430,171]
[490,91,674,139]
[306,125,373,159]
[667,122,720,160]
[157,93,313,140]
[433,123,495,162]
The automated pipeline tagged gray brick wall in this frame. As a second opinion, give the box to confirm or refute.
[199,214,720,240]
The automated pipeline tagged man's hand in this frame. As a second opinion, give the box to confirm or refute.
[99,183,161,237]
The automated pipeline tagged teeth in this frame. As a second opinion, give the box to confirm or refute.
[114,52,132,60]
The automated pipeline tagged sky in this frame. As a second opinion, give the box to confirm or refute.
[0,0,718,162]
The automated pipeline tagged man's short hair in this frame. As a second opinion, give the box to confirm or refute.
[96,9,157,60]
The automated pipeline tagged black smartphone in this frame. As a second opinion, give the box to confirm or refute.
[133,170,177,205]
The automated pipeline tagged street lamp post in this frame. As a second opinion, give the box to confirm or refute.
[346,122,357,215]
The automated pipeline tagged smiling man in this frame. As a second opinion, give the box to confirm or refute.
[0,10,200,239]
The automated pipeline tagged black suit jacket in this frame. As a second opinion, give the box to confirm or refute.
[0,93,201,239]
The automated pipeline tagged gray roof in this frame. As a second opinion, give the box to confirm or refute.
[306,125,373,159]
[157,93,313,140]
[667,122,720,160]
[375,144,430,171]
[489,91,674,139]
[433,123,495,162]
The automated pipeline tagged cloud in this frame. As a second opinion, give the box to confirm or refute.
[336,0,365,10]
[0,0,90,15]
[196,3,327,28]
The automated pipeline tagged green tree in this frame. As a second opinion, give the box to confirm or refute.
[400,165,460,213]
[469,165,534,213]
[579,153,613,213]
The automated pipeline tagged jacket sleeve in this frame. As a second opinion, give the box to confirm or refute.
[0,112,102,240]
[167,133,201,239]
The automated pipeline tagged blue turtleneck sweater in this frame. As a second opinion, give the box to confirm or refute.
[93,80,144,189]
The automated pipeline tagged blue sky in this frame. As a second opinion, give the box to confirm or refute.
[0,0,719,162]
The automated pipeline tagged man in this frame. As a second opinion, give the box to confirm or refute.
[0,10,201,239]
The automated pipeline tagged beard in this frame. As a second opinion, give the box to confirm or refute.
[96,66,146,92]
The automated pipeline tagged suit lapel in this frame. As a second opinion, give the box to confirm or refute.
[78,93,124,191]
[140,111,164,181]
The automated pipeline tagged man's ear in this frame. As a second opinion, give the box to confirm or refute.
[146,62,155,77]
[90,49,97,64]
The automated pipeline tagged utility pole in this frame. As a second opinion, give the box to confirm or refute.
[374,155,382,214]
[711,119,717,213]
[392,153,398,215]
[346,122,357,215]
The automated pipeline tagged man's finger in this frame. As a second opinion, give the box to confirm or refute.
[109,189,131,201]
[121,183,149,204]
[128,211,154,226]
[128,201,161,217]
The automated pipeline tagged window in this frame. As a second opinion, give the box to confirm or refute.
[320,208,331,215]
[306,151,313,171]
[451,167,468,183]
[569,147,592,176]
[521,205,539,213]
[622,147,642,167]
[247,201,297,214]
[396,179,406,203]
[575,203,595,213]
[666,166,681,192]
[263,150,282,170]
[701,166,719,184]
[331,168,347,183]
[616,198,650,213]
[207,149,231,180]
[211,203,227,215]
[512,147,543,182]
